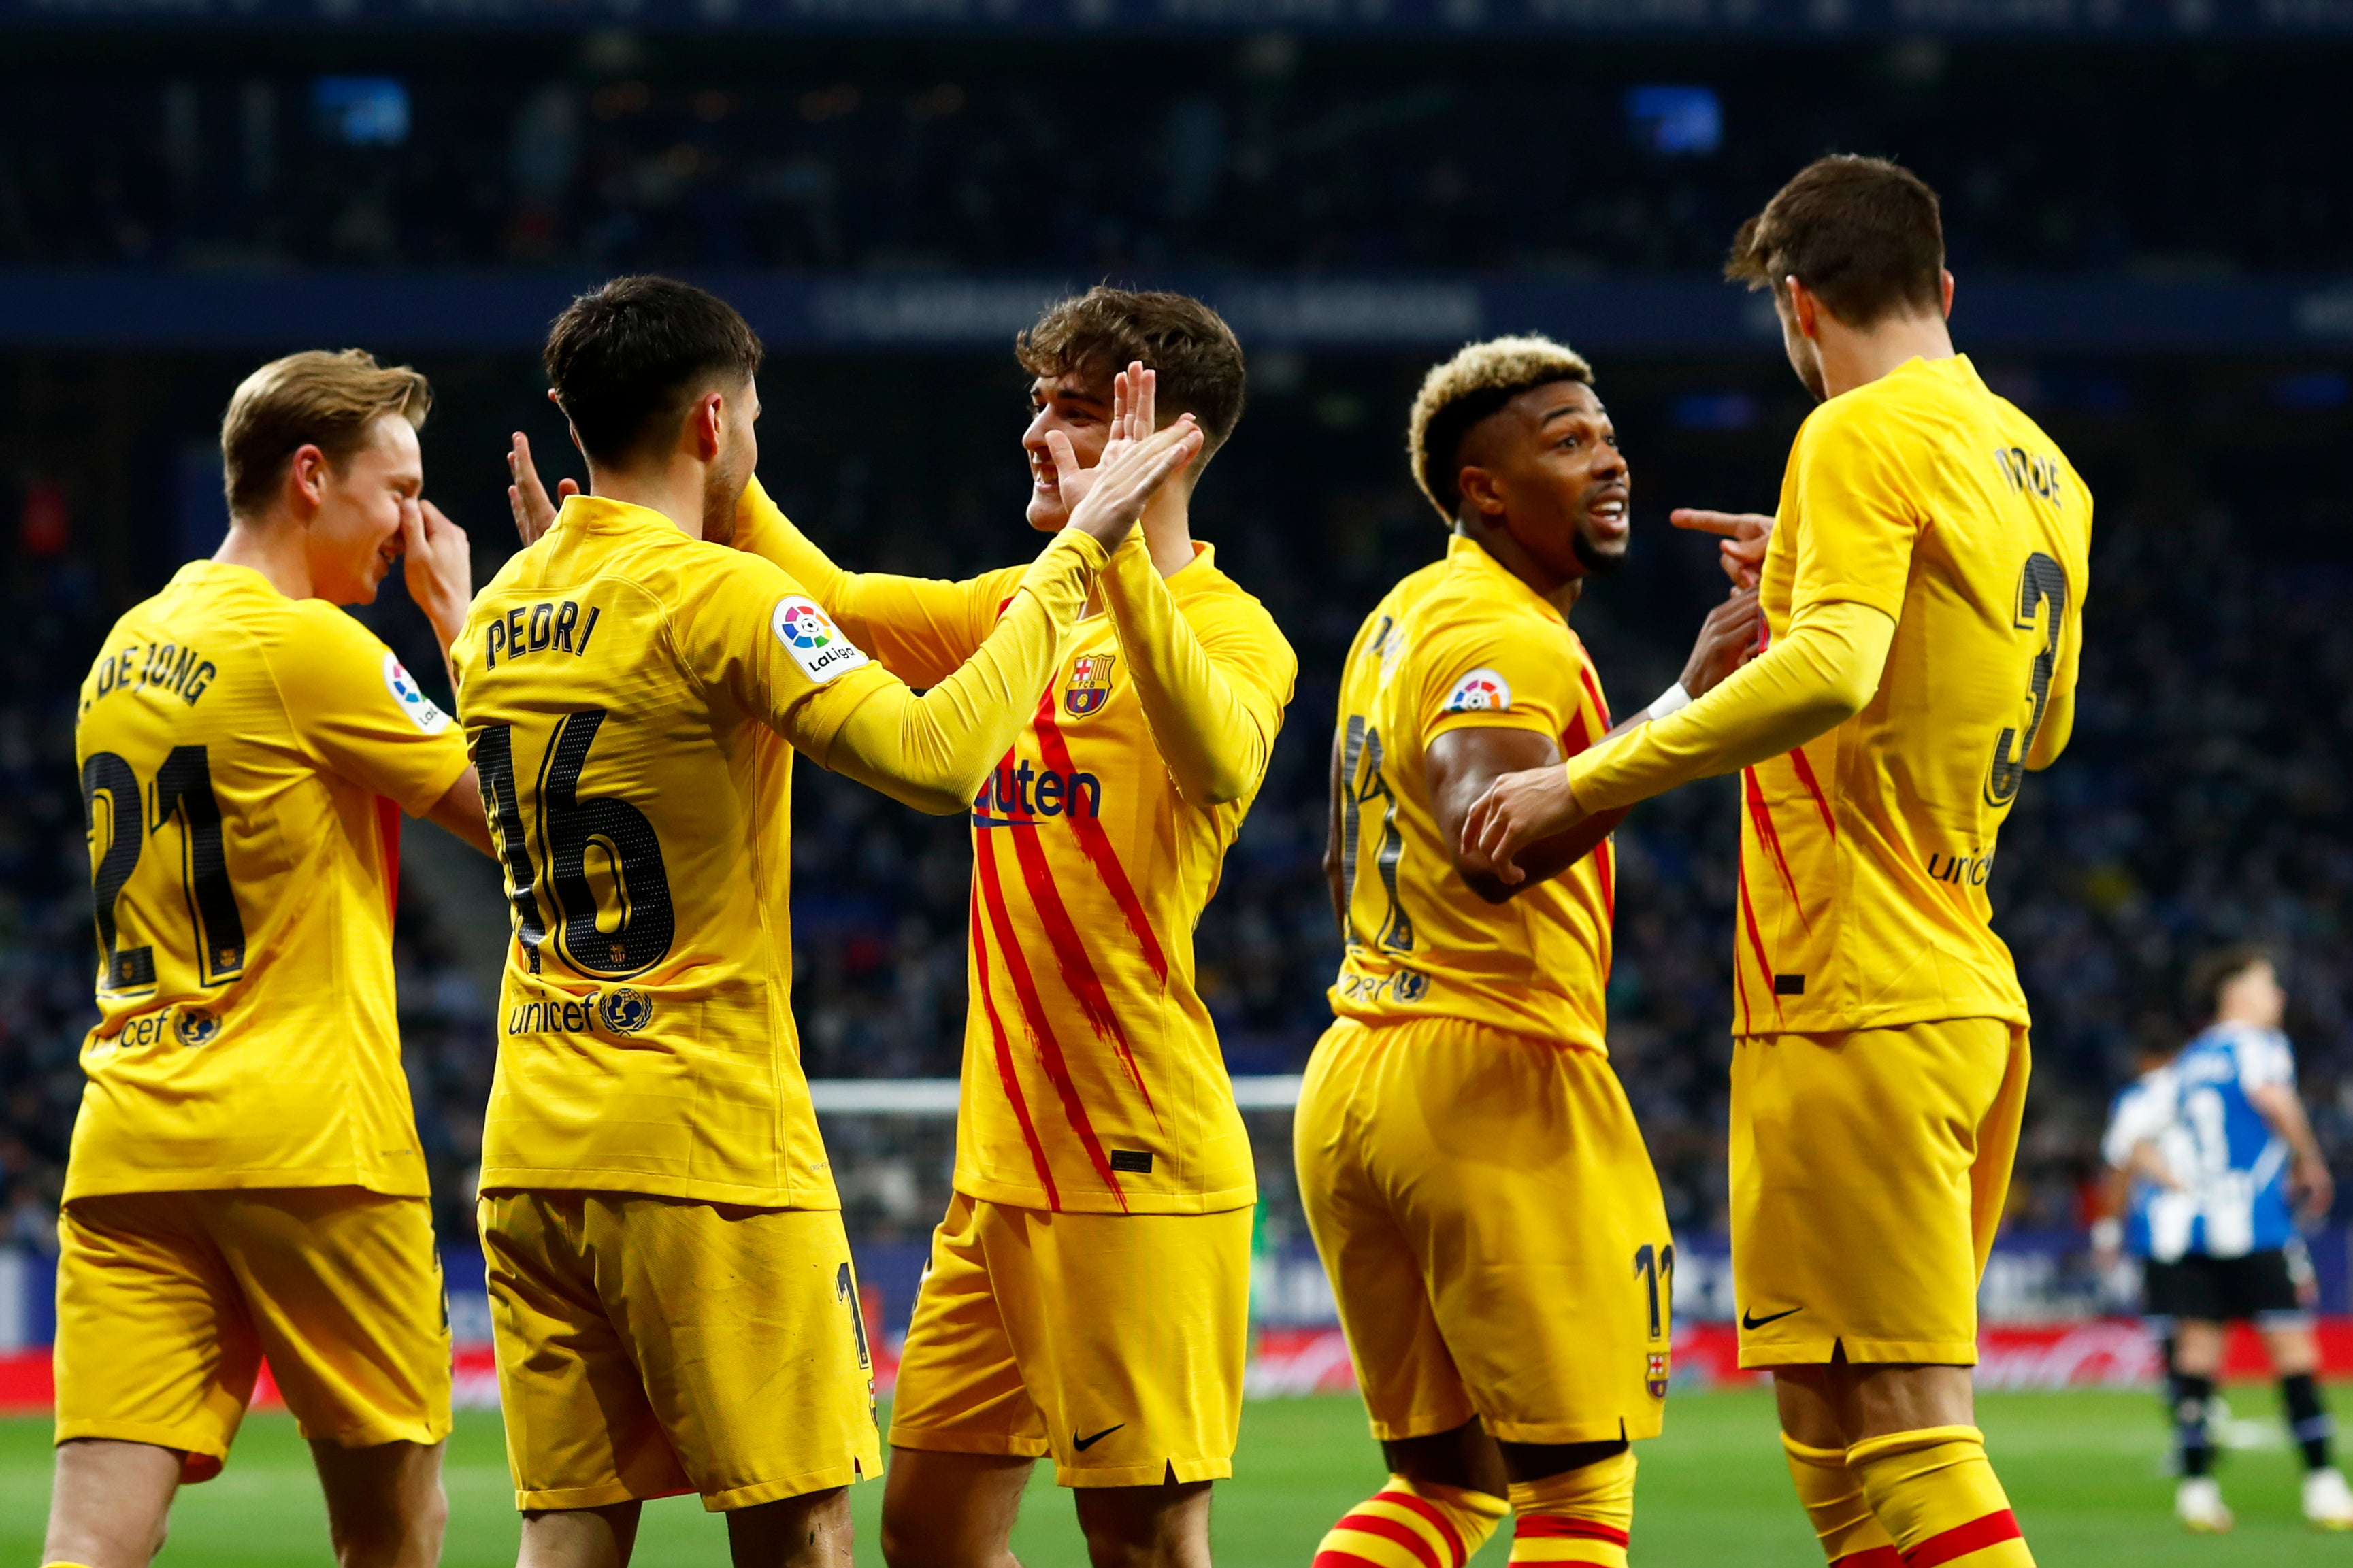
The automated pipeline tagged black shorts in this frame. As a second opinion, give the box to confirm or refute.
[2143,1248,2306,1324]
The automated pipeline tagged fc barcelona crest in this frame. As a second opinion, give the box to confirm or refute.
[1065,654,1117,717]
[1645,1350,1671,1399]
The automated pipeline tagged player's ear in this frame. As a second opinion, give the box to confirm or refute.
[1458,465,1506,519]
[1939,269,1956,319]
[288,443,330,516]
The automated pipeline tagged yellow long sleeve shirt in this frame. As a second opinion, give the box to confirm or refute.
[1571,355,2090,1036]
[736,480,1298,1214]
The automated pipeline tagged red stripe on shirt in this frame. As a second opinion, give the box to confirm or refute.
[1834,1549,1904,1568]
[1742,767,1811,931]
[1328,1513,1443,1568]
[1734,858,1775,1026]
[1513,1516,1630,1546]
[1596,837,1616,925]
[375,795,402,920]
[1313,1552,1402,1568]
[974,826,1126,1206]
[1786,743,1837,837]
[1032,701,1170,986]
[1903,1509,2022,1568]
[1370,1491,1468,1567]
[1573,661,1613,727]
[967,894,1059,1210]
[1560,710,1594,758]
[1001,795,1157,1115]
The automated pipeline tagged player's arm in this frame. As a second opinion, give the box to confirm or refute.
[1428,729,1617,903]
[1463,597,1887,884]
[274,602,491,858]
[784,422,1204,813]
[1465,416,1914,883]
[2249,1079,2335,1222]
[1593,582,1762,746]
[1097,535,1295,807]
[733,476,1015,689]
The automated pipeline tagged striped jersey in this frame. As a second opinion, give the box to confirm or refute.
[2109,1024,2301,1261]
[1330,534,1616,1051]
[738,486,1296,1215]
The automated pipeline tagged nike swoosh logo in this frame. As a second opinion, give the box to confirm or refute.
[1741,1306,1803,1331]
[1073,1424,1125,1452]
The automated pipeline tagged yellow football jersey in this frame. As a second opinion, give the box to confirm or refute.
[454,494,904,1210]
[1729,354,2090,1035]
[1330,535,1615,1051]
[736,487,1295,1216]
[67,561,469,1201]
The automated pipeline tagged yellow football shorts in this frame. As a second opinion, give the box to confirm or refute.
[55,1186,451,1482]
[1730,1018,2030,1368]
[479,1190,882,1512]
[887,1193,1251,1488]
[1296,1016,1674,1446]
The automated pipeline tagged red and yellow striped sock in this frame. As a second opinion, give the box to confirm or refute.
[1312,1474,1509,1568]
[1505,1448,1636,1568]
[1845,1426,2033,1567]
[1783,1435,1903,1567]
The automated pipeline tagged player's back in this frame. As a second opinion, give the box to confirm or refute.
[1331,535,1615,1051]
[456,494,893,1211]
[1741,354,2093,1033]
[69,561,464,1200]
[2171,1022,2297,1257]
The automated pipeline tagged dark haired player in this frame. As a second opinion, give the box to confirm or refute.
[462,274,1200,1567]
[1303,335,1758,1568]
[1468,156,2093,1568]
[516,284,1296,1568]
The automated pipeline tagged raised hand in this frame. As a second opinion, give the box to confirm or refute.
[1672,508,1775,589]
[1054,414,1202,552]
[507,431,578,546]
[1459,764,1587,888]
[1051,361,1155,520]
[1679,584,1764,699]
[401,499,474,653]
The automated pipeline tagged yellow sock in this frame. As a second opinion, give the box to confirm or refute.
[1782,1435,1903,1567]
[1313,1473,1508,1568]
[1845,1427,2033,1567]
[1506,1448,1636,1568]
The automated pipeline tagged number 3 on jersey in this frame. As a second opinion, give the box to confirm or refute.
[473,710,676,979]
[1984,550,2069,807]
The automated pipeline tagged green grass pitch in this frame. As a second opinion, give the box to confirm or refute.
[0,1388,2324,1565]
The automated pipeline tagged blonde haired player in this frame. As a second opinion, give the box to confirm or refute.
[1302,335,1760,1568]
[1468,158,2094,1568]
[54,350,495,1568]
[465,275,1200,1567]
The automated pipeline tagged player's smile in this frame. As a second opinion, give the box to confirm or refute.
[1585,483,1630,542]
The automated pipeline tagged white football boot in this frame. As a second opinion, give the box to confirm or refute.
[2305,1466,2353,1531]
[2176,1475,2233,1533]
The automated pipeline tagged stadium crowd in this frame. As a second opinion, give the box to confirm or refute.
[0,350,2346,1252]
[0,39,2345,278]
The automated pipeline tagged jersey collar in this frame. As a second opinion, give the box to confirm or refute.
[1444,531,1551,614]
[554,493,693,537]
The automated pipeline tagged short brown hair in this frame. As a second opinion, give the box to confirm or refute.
[544,275,765,467]
[220,349,431,518]
[1015,287,1246,452]
[1406,335,1594,524]
[2186,943,2274,1021]
[1726,155,1945,328]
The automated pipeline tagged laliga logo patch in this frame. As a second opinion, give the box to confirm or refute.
[597,986,655,1035]
[1064,653,1117,717]
[1646,1350,1671,1399]
[1441,667,1511,714]
[771,597,872,684]
[174,1007,220,1048]
[381,652,450,733]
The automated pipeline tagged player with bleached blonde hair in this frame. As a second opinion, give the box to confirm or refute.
[1300,333,1760,1568]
